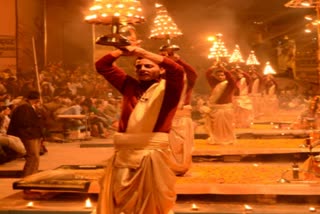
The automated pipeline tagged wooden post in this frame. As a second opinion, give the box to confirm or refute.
[32,36,43,104]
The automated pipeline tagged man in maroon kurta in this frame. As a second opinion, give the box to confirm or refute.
[95,46,184,214]
[159,50,198,175]
[232,68,253,128]
[203,65,237,145]
[262,74,279,118]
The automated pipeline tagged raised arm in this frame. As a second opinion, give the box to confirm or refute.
[95,50,128,93]
[176,58,198,88]
[206,66,221,88]
[123,46,164,64]
[175,58,197,105]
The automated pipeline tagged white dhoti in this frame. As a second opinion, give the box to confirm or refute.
[205,103,236,145]
[168,106,194,175]
[96,80,177,214]
[234,95,253,128]
[249,93,263,119]
[96,132,176,214]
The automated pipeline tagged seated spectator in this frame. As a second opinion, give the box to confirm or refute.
[80,98,111,138]
[55,96,82,116]
[0,78,7,96]
[54,96,85,134]
[41,81,55,99]
[0,105,26,163]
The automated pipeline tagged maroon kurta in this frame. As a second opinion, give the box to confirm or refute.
[234,71,252,96]
[206,69,237,104]
[95,54,184,133]
[176,59,198,105]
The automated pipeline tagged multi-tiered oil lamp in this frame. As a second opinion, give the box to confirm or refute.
[149,3,183,54]
[229,44,245,64]
[246,50,260,66]
[207,33,229,62]
[263,61,277,75]
[85,0,145,46]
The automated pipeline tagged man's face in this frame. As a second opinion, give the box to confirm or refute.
[135,58,161,81]
[235,71,244,79]
[251,72,258,79]
[30,99,41,107]
[214,71,226,82]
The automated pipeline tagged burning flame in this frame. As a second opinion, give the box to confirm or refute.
[85,198,92,209]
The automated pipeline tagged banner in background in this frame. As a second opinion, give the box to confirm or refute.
[0,0,16,77]
[0,35,16,58]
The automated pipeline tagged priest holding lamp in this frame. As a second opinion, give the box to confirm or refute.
[86,1,185,213]
[94,42,184,214]
[149,3,198,176]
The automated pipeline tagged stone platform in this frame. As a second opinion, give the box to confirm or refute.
[195,124,312,140]
[9,161,320,194]
[81,135,319,160]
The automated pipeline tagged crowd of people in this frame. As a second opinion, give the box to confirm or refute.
[0,62,122,163]
[0,62,125,199]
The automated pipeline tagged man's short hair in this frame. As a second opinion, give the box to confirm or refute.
[80,98,92,107]
[26,90,40,100]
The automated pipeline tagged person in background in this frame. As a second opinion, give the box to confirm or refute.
[232,67,253,128]
[7,90,45,199]
[262,74,279,118]
[160,45,198,176]
[94,44,184,214]
[0,104,26,163]
[202,64,237,145]
[80,98,110,138]
[248,68,264,119]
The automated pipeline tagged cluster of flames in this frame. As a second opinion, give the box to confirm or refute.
[84,0,145,25]
[149,4,183,40]
[207,34,277,75]
[207,34,260,65]
[84,0,275,75]
[85,1,182,41]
